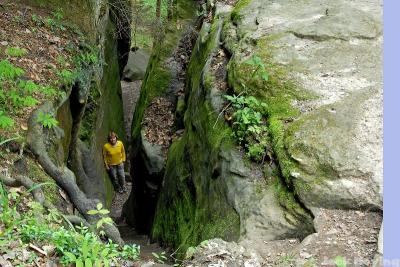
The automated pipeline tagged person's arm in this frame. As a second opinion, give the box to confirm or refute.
[121,142,126,162]
[103,145,109,170]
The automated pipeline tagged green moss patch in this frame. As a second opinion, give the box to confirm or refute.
[230,0,252,23]
[226,34,318,184]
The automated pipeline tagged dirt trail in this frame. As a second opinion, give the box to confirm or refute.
[110,80,164,260]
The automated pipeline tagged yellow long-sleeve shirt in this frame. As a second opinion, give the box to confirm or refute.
[103,140,126,166]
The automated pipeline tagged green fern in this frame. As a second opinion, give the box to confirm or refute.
[40,86,58,96]
[0,60,25,80]
[22,96,39,107]
[5,47,28,57]
[18,80,40,93]
[0,85,5,101]
[8,89,23,107]
[31,14,44,26]
[0,111,14,129]
[334,256,347,267]
[57,69,75,86]
[37,112,58,128]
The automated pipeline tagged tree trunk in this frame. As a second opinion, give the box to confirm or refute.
[156,0,161,20]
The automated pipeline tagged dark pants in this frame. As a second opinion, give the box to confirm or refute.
[108,163,125,191]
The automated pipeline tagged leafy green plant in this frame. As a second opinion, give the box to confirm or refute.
[56,55,67,66]
[0,78,43,112]
[63,236,113,267]
[152,251,168,264]
[44,15,65,31]
[8,89,23,107]
[121,244,140,260]
[245,55,269,81]
[0,110,14,129]
[73,45,100,67]
[5,47,28,57]
[36,111,59,128]
[0,60,24,80]
[87,203,113,229]
[334,256,347,267]
[40,85,58,96]
[57,69,75,86]
[224,95,271,161]
[22,96,39,106]
[18,80,40,93]
[45,18,56,29]
[52,8,64,20]
[31,14,44,26]
[276,253,296,266]
[0,183,141,266]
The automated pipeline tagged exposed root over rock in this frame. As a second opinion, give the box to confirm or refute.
[26,102,123,245]
[0,172,91,229]
[0,173,50,207]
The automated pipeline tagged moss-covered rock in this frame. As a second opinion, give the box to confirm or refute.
[223,0,382,212]
[151,19,241,254]
[24,0,128,208]
[151,15,314,256]
[123,0,198,233]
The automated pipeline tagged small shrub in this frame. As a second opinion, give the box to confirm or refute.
[8,89,23,107]
[0,184,141,266]
[40,85,58,96]
[56,55,67,66]
[224,94,270,162]
[45,18,56,29]
[44,16,65,31]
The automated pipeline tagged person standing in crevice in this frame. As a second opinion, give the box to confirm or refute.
[103,131,127,194]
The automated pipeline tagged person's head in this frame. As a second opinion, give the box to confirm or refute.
[107,131,118,145]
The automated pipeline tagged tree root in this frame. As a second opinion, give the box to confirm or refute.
[0,173,51,207]
[26,103,124,245]
[0,173,92,228]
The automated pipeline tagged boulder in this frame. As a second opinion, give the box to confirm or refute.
[122,49,150,81]
[286,88,382,210]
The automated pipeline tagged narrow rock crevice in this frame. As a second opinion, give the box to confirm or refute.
[123,23,200,235]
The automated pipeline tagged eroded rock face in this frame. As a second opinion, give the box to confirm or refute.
[286,88,382,210]
[226,0,382,210]
[145,0,382,263]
